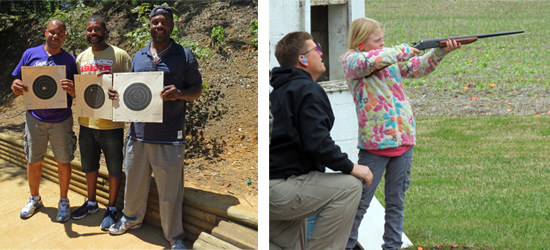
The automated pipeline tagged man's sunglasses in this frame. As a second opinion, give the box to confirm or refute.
[301,43,322,55]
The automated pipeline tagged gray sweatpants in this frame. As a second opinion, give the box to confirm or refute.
[121,139,185,242]
[270,171,362,250]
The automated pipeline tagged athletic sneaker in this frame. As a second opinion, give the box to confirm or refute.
[71,200,99,220]
[56,198,71,222]
[20,196,43,219]
[100,207,118,231]
[109,216,142,235]
[170,239,186,250]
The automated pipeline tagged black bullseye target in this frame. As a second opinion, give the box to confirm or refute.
[75,74,112,120]
[32,75,58,100]
[112,71,163,123]
[123,82,152,111]
[84,84,105,109]
[21,65,67,110]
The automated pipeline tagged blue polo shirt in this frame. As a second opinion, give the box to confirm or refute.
[129,40,202,145]
[12,45,77,123]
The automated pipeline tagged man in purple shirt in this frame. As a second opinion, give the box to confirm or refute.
[11,18,78,223]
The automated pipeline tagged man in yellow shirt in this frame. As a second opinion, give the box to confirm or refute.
[70,15,131,231]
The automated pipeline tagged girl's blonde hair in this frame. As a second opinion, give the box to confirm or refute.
[347,17,383,51]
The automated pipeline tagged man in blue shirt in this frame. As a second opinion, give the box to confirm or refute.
[108,6,202,250]
[11,18,78,223]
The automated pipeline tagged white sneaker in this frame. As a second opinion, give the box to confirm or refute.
[20,196,43,219]
[56,198,70,222]
[170,239,186,250]
[109,216,142,235]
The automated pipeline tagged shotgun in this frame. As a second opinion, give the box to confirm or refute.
[412,30,524,50]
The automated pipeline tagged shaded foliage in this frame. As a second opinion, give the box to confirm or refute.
[50,1,94,55]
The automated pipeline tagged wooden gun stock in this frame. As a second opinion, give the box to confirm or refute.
[439,37,478,48]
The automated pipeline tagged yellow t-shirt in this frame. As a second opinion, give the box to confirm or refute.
[76,45,132,130]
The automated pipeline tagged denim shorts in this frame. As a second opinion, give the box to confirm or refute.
[79,125,124,177]
[24,112,76,164]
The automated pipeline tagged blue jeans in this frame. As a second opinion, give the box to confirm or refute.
[79,126,124,177]
[346,147,413,250]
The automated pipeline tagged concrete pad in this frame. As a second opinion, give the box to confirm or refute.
[0,158,173,249]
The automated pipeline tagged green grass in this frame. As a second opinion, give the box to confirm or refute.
[364,0,549,91]
[363,1,550,248]
[374,116,550,249]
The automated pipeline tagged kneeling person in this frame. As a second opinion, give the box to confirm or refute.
[269,31,373,250]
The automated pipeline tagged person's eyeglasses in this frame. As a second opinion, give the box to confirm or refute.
[301,43,322,55]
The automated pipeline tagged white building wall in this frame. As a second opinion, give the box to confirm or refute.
[320,81,359,163]
[269,0,310,70]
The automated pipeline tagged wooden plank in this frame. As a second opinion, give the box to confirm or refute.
[182,221,203,242]
[184,188,258,229]
[182,213,216,233]
[193,232,240,250]
[211,220,258,249]
[183,204,223,226]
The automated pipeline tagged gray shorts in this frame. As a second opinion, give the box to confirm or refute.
[24,112,76,164]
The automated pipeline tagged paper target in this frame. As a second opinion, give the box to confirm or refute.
[75,74,113,120]
[22,66,67,110]
[112,72,163,123]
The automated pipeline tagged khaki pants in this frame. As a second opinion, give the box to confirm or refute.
[121,139,185,242]
[270,171,362,250]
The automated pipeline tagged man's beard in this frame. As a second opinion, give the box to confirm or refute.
[87,35,105,45]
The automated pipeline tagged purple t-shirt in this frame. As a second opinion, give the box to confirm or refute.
[12,45,77,123]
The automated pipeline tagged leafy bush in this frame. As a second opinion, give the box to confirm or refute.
[49,0,93,55]
[124,3,212,60]
[249,19,258,46]
[211,26,225,46]
[124,3,151,51]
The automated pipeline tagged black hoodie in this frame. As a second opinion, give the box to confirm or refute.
[269,67,354,179]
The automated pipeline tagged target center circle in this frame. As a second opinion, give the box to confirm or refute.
[33,75,57,100]
[84,84,106,109]
[123,82,152,111]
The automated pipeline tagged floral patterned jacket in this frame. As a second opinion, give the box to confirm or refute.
[341,45,448,150]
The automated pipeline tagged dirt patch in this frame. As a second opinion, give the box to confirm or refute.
[407,85,550,117]
[0,1,258,210]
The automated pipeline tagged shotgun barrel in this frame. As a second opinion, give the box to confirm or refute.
[412,30,524,50]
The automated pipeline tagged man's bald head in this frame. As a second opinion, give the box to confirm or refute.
[47,18,66,29]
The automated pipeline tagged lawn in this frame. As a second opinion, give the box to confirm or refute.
[363,0,550,249]
[404,116,550,249]
[365,0,548,91]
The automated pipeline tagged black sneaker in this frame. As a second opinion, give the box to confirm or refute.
[100,207,118,231]
[70,200,99,220]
